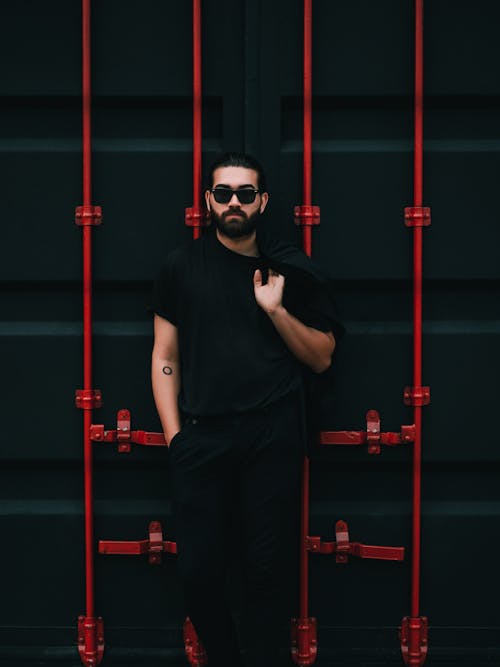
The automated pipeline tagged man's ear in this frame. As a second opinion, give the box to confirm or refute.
[204,189,211,211]
[259,191,269,214]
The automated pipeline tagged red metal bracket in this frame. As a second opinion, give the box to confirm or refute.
[90,409,166,451]
[403,386,430,407]
[307,520,404,563]
[404,206,431,228]
[147,520,166,565]
[334,519,350,563]
[75,389,102,410]
[294,204,320,227]
[400,616,428,666]
[291,616,317,666]
[116,408,131,451]
[98,520,177,564]
[77,615,104,667]
[75,205,103,227]
[185,206,210,228]
[366,408,381,453]
[183,616,208,667]
[320,409,415,454]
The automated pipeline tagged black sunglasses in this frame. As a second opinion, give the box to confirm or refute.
[210,187,260,205]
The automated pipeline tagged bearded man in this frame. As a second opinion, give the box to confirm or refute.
[150,152,343,667]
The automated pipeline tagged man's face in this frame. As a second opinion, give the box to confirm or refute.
[205,166,269,239]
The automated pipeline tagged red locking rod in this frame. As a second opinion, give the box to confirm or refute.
[302,0,313,257]
[411,0,424,621]
[298,0,313,627]
[77,3,105,666]
[185,0,208,235]
[299,460,310,619]
[192,0,202,240]
[82,0,95,622]
[399,4,429,665]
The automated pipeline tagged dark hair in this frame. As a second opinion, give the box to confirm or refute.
[206,152,268,192]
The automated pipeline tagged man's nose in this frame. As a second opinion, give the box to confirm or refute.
[229,192,240,205]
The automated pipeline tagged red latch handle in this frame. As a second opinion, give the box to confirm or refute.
[132,431,166,446]
[90,409,167,451]
[320,410,415,453]
[307,520,405,563]
[349,543,405,561]
[98,520,177,565]
[320,430,365,445]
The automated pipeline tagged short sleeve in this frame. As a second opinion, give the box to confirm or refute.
[148,253,179,326]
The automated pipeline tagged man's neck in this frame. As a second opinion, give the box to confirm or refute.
[215,229,259,257]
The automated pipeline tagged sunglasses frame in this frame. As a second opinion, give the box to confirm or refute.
[210,187,261,205]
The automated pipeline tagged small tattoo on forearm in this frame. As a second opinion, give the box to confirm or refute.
[162,366,173,375]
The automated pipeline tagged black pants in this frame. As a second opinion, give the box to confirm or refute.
[169,390,304,667]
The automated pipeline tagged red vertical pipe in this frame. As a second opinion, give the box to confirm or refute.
[299,0,313,623]
[302,0,313,257]
[411,0,424,619]
[82,0,95,619]
[192,0,202,240]
[299,458,310,618]
[413,0,424,210]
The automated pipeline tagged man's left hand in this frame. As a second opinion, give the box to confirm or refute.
[253,269,285,315]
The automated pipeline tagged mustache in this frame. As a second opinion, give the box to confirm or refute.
[222,209,247,220]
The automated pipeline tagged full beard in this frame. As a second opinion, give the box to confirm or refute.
[212,208,261,239]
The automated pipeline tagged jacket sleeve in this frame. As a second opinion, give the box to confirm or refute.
[283,276,345,342]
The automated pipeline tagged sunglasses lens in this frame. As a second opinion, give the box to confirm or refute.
[237,190,257,204]
[213,188,232,204]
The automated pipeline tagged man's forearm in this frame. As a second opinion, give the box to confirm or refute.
[151,354,181,444]
[267,306,335,373]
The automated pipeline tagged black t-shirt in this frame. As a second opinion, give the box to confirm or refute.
[150,229,342,417]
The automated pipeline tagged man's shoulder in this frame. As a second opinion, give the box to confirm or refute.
[159,235,206,270]
[259,233,328,286]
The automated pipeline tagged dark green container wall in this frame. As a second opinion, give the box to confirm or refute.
[1,1,499,665]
